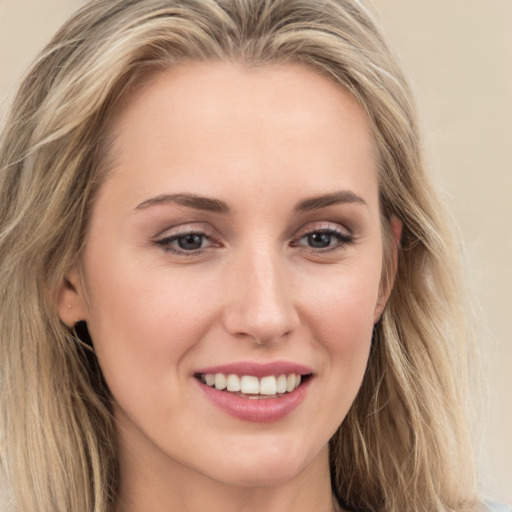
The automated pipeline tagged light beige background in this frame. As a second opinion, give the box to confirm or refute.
[1,0,511,504]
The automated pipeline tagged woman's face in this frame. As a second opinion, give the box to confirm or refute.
[59,62,396,489]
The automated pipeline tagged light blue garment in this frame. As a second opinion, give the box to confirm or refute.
[485,500,512,512]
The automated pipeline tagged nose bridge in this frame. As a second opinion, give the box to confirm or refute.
[223,242,299,343]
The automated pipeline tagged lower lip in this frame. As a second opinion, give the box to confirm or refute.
[196,378,311,423]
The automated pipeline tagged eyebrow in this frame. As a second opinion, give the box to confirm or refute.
[294,190,367,212]
[135,189,366,215]
[135,193,231,214]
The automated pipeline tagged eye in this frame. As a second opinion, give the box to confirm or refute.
[305,231,337,249]
[293,226,353,251]
[155,229,219,255]
[174,233,205,251]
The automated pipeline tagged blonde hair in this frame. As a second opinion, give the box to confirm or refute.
[0,1,481,510]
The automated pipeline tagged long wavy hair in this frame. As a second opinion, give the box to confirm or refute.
[0,1,481,510]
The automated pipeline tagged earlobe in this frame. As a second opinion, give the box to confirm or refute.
[374,216,403,323]
[56,267,88,327]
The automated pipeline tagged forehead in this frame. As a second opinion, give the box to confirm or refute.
[99,61,378,213]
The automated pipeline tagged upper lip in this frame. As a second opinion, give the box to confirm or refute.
[194,361,314,378]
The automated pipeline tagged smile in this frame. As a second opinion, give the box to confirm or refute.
[194,362,313,422]
[197,373,304,398]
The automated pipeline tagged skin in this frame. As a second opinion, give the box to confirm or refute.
[58,62,400,512]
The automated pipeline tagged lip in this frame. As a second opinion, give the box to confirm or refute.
[196,377,311,423]
[193,361,314,423]
[194,360,314,378]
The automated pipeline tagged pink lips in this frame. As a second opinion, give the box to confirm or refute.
[194,361,313,423]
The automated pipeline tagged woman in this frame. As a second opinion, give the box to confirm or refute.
[0,1,504,511]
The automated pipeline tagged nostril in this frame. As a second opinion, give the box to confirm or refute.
[220,261,300,344]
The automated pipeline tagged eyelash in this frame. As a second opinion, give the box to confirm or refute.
[155,228,220,256]
[292,225,354,252]
[154,225,354,256]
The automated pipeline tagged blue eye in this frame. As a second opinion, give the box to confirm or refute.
[306,232,336,248]
[296,228,353,251]
[156,231,213,254]
[175,233,205,251]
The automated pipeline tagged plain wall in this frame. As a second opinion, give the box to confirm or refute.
[375,1,512,503]
[1,0,511,504]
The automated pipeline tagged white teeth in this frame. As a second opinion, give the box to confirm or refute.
[240,375,260,394]
[214,373,226,390]
[286,374,296,392]
[260,375,277,395]
[201,372,305,396]
[226,374,241,392]
[276,374,287,394]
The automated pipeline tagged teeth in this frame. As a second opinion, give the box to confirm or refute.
[259,376,277,395]
[201,372,304,396]
[240,375,260,394]
[276,374,287,394]
[226,374,241,392]
[286,374,296,392]
[214,373,226,390]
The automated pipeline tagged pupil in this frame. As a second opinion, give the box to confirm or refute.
[308,232,331,248]
[178,234,203,250]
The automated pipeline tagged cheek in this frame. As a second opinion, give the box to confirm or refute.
[313,293,374,380]
[299,262,380,349]
[82,253,219,402]
[297,263,380,402]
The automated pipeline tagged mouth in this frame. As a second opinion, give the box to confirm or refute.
[193,361,314,421]
[195,372,312,399]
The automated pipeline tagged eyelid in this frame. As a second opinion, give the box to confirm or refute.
[294,221,352,239]
[291,222,354,250]
[153,221,213,239]
[153,223,222,255]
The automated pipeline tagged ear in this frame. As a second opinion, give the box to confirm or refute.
[373,216,402,323]
[56,267,89,327]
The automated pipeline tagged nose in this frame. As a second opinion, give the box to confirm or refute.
[221,247,300,345]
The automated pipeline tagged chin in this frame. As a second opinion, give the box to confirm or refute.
[198,437,328,489]
[209,461,306,489]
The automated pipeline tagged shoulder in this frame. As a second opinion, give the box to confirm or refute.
[484,500,512,512]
